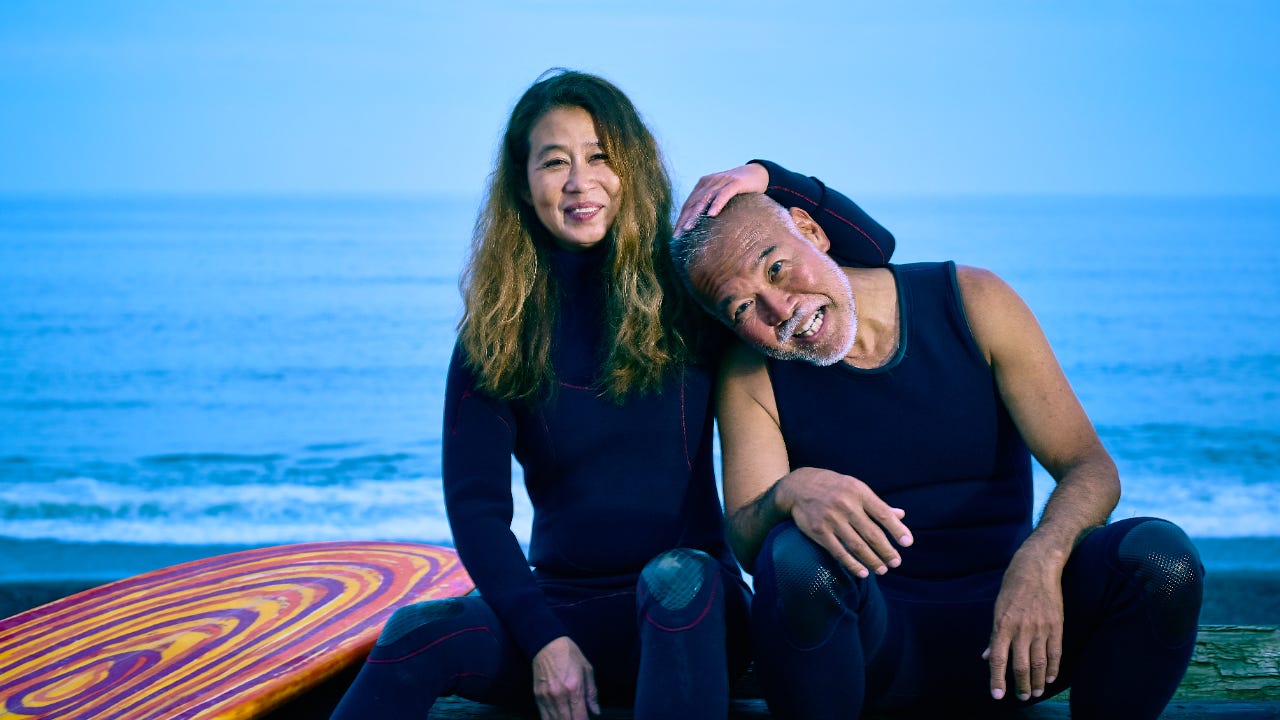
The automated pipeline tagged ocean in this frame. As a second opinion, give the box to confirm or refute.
[2,194,1278,583]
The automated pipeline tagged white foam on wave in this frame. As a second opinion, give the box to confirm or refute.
[0,471,534,546]
[1033,468,1280,538]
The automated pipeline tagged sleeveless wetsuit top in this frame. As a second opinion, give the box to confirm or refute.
[768,261,1033,593]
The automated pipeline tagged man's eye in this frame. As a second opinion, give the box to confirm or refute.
[768,261,783,279]
[732,301,752,323]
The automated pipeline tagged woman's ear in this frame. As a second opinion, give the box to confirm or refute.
[788,206,831,253]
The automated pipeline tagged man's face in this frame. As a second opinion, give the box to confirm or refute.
[688,206,857,366]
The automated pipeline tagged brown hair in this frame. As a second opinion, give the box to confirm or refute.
[458,69,701,402]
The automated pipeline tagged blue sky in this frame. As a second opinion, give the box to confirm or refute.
[1,1,1277,198]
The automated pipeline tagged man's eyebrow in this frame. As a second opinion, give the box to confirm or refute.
[714,244,776,318]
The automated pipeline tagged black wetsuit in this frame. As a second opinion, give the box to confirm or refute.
[329,163,896,719]
[755,262,1205,719]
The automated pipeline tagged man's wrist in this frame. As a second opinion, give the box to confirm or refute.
[1017,528,1075,570]
[767,475,794,518]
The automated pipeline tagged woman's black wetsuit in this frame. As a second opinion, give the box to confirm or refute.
[330,163,896,719]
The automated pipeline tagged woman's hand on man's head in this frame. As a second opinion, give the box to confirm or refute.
[676,163,770,233]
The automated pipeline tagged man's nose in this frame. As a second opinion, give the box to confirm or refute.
[757,288,795,326]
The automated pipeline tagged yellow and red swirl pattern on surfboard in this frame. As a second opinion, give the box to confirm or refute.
[0,541,473,720]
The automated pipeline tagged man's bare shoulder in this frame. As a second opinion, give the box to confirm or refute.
[955,263,1009,296]
[954,264,1028,314]
[953,264,1044,362]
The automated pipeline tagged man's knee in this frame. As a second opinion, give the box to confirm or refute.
[760,522,862,646]
[639,547,717,612]
[1116,518,1205,645]
[377,597,470,648]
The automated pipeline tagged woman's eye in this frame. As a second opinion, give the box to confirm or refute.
[591,152,610,163]
[541,158,568,169]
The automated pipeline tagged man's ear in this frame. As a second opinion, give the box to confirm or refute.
[789,206,831,253]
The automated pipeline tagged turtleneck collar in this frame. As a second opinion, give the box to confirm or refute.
[547,240,610,290]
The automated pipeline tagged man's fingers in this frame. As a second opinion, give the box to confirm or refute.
[1029,635,1049,698]
[584,664,600,715]
[1011,633,1032,701]
[831,523,888,577]
[535,695,560,720]
[1046,627,1063,685]
[986,641,1008,700]
[844,514,900,572]
[814,529,870,579]
[868,502,913,549]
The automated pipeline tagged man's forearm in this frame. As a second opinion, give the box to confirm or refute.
[726,481,790,574]
[1020,451,1120,568]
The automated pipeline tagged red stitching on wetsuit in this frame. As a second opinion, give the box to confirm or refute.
[558,381,597,391]
[766,184,887,264]
[449,390,470,435]
[821,208,885,263]
[680,371,691,470]
[643,574,721,632]
[550,590,633,610]
[452,389,513,436]
[368,626,492,664]
[767,185,818,206]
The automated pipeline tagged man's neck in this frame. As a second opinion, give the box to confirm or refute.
[841,266,900,369]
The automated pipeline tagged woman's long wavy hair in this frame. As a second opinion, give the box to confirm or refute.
[459,69,701,402]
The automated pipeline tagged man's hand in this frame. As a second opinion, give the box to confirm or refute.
[675,163,769,232]
[532,636,600,720]
[983,545,1066,702]
[776,467,913,578]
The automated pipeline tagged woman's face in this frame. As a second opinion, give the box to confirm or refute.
[524,106,622,252]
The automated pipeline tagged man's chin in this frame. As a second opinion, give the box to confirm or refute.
[752,338,848,367]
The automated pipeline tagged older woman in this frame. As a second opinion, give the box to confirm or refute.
[331,69,895,720]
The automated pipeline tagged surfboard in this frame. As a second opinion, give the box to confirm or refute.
[0,541,473,720]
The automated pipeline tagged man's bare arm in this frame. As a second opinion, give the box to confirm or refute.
[957,265,1119,702]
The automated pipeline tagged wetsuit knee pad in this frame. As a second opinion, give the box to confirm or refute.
[376,597,468,647]
[765,524,856,647]
[1116,519,1205,645]
[639,548,716,611]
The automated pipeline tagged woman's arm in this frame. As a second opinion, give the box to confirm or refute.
[754,159,895,267]
[675,160,895,267]
[442,343,568,659]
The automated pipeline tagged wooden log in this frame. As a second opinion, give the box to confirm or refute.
[425,697,1280,719]
[273,625,1280,718]
[1179,625,1280,700]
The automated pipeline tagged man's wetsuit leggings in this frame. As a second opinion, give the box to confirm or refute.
[329,548,750,719]
[752,517,1204,720]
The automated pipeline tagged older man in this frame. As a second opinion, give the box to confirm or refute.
[670,192,1203,719]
